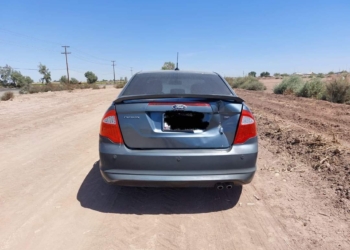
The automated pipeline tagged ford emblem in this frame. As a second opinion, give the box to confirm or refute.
[173,104,187,110]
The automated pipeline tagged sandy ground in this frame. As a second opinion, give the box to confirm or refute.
[0,89,20,96]
[0,88,349,250]
[259,78,282,93]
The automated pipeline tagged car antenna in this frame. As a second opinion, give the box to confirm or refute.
[175,52,179,71]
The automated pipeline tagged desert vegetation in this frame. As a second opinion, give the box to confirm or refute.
[19,83,101,94]
[225,76,266,91]
[273,75,350,103]
[1,91,14,101]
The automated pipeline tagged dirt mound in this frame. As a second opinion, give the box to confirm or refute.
[237,89,350,213]
[259,115,349,204]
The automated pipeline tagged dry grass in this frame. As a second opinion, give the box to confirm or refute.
[21,83,102,94]
[91,84,100,89]
[115,82,126,89]
[1,91,14,101]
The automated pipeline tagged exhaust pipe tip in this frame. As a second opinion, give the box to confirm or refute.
[226,184,233,189]
[216,184,224,190]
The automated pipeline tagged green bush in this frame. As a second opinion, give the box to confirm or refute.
[70,78,79,84]
[325,77,350,103]
[296,78,325,99]
[230,77,247,88]
[1,91,14,101]
[241,79,266,91]
[225,76,265,90]
[59,75,68,84]
[307,78,326,99]
[273,76,304,94]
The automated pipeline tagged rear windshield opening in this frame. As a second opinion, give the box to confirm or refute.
[122,72,232,96]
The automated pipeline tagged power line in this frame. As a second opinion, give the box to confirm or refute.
[130,67,133,77]
[0,28,135,70]
[12,67,65,71]
[61,46,71,84]
[70,54,110,66]
[70,47,132,69]
[0,39,59,54]
[0,27,62,46]
[71,47,111,62]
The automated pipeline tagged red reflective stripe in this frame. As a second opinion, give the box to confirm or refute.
[148,102,210,106]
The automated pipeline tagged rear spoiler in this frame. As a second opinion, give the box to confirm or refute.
[114,94,244,104]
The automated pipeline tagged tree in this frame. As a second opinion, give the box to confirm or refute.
[260,71,270,77]
[70,78,79,84]
[38,63,51,84]
[11,71,32,87]
[161,62,175,70]
[10,71,33,88]
[248,71,256,77]
[84,71,98,83]
[59,75,68,84]
[0,65,13,85]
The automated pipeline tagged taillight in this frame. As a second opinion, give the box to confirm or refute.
[100,109,123,144]
[233,109,257,144]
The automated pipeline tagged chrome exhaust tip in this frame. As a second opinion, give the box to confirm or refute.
[216,184,224,190]
[226,184,233,189]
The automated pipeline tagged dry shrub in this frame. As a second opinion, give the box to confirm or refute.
[273,75,304,94]
[115,82,126,89]
[91,84,100,89]
[29,85,42,94]
[325,76,350,103]
[225,76,266,90]
[296,77,326,99]
[1,91,14,101]
[23,83,101,94]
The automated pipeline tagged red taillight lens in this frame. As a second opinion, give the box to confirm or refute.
[100,109,123,144]
[233,109,257,144]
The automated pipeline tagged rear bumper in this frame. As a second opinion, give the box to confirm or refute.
[100,170,255,187]
[99,136,258,187]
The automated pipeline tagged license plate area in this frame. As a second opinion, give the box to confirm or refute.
[162,111,209,131]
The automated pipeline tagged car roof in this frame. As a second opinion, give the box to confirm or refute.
[135,70,218,76]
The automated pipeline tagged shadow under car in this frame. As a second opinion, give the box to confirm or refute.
[77,161,243,215]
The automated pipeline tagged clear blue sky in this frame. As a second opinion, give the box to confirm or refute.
[1,0,350,81]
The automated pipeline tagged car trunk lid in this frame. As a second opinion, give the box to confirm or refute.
[115,97,243,149]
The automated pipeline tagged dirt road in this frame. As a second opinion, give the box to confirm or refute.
[0,88,349,250]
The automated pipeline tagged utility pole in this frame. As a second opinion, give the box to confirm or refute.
[61,46,71,84]
[112,60,116,84]
[130,67,133,77]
